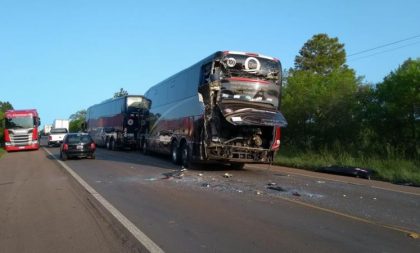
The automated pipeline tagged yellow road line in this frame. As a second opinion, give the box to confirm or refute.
[276,194,420,238]
[252,165,420,197]
[370,186,420,197]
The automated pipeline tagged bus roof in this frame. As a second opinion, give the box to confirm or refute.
[89,95,149,109]
[145,50,280,95]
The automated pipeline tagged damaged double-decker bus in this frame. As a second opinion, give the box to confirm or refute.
[142,51,287,168]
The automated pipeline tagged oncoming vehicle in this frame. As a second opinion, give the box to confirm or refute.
[60,133,96,160]
[142,51,287,168]
[3,109,41,151]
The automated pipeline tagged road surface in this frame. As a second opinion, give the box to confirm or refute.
[44,146,420,253]
[0,148,127,253]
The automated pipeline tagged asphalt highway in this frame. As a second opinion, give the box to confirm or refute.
[0,148,127,253]
[46,146,420,253]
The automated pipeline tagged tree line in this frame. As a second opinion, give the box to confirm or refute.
[0,101,13,144]
[281,34,419,160]
[2,35,419,162]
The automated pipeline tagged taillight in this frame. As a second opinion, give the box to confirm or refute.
[271,127,281,150]
[63,144,68,151]
[90,142,96,150]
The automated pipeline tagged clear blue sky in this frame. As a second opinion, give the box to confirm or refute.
[1,0,419,128]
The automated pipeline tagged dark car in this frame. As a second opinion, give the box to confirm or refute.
[60,133,96,160]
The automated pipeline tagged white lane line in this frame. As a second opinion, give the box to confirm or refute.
[43,148,164,253]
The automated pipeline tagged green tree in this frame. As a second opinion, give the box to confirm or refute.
[113,88,128,98]
[375,58,420,157]
[295,33,347,75]
[0,101,14,144]
[69,110,87,132]
[351,84,380,153]
[282,34,360,151]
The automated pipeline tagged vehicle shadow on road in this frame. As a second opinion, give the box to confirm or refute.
[44,147,245,175]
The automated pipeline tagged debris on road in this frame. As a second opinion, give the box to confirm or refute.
[316,180,325,184]
[267,182,277,186]
[256,191,262,195]
[267,186,286,192]
[144,178,158,181]
[201,183,210,188]
[273,173,291,177]
[162,170,185,180]
[223,173,233,178]
[198,173,203,177]
[316,166,372,179]
[408,233,419,239]
[292,191,301,197]
[180,167,188,172]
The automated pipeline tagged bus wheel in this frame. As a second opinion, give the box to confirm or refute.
[230,163,245,170]
[110,138,116,151]
[171,141,181,165]
[180,142,190,168]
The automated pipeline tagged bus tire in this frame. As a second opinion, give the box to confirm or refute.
[171,141,181,165]
[180,142,190,168]
[110,138,116,151]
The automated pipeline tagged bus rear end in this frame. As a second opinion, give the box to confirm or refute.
[201,51,287,165]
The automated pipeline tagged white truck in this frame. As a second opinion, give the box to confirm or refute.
[53,119,69,130]
[48,119,70,146]
[48,128,68,146]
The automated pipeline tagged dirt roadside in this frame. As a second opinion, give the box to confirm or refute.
[0,149,128,253]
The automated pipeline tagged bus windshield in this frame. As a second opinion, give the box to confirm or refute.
[220,79,280,108]
[220,54,281,84]
[127,97,150,113]
[218,54,281,108]
[5,116,34,129]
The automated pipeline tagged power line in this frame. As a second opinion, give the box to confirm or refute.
[348,41,420,62]
[348,34,420,57]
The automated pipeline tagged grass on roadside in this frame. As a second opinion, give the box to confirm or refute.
[274,148,420,186]
[0,147,4,159]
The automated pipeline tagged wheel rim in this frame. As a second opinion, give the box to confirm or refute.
[181,144,189,167]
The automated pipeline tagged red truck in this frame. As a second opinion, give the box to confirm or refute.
[3,109,41,151]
